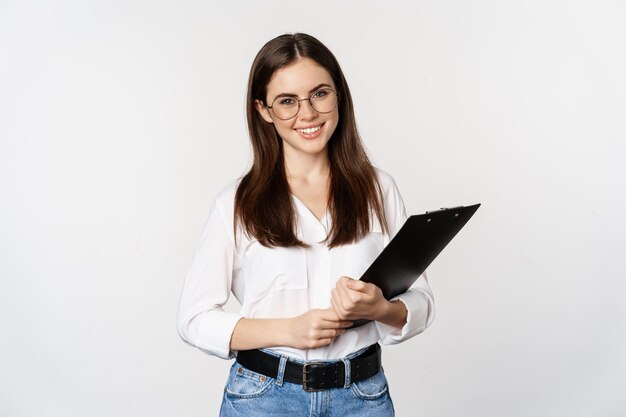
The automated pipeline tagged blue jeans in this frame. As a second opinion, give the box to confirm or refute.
[219,346,395,416]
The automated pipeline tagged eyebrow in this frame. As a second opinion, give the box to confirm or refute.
[271,83,333,100]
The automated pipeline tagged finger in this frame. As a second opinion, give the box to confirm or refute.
[335,289,354,318]
[336,279,356,307]
[330,289,345,315]
[339,276,351,284]
[330,297,348,321]
[331,287,340,306]
[319,328,345,338]
[335,278,348,298]
[315,338,333,347]
[338,276,351,289]
[346,279,367,292]
[323,302,353,328]
[318,307,343,322]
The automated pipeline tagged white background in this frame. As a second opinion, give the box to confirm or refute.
[1,1,625,416]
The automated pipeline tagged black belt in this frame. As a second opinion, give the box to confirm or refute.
[235,343,382,392]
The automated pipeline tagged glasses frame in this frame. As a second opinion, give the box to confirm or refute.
[265,88,339,121]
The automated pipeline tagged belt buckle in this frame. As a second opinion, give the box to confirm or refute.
[302,362,326,392]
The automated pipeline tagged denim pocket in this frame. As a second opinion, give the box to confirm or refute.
[225,362,275,399]
[349,368,389,400]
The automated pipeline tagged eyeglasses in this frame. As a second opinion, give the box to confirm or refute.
[266,88,338,120]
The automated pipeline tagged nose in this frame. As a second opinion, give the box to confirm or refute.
[298,98,318,119]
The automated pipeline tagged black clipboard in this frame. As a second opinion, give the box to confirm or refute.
[348,203,481,328]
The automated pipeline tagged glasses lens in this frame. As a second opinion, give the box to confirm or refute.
[271,96,299,120]
[310,88,337,114]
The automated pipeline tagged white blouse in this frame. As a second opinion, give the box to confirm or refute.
[176,167,435,361]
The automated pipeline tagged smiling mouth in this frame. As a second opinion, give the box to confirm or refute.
[295,124,322,134]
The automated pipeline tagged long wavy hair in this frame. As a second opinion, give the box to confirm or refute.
[234,33,388,249]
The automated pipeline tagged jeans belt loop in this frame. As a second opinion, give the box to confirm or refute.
[276,355,288,387]
[341,357,351,388]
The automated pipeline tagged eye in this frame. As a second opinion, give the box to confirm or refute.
[277,97,296,106]
[312,89,330,98]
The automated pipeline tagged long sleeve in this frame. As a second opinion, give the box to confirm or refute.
[176,194,243,359]
[375,173,436,344]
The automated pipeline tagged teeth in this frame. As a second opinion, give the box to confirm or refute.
[297,125,321,134]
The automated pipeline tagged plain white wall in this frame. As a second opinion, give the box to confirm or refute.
[1,0,625,416]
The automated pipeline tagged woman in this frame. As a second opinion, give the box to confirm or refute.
[177,33,435,416]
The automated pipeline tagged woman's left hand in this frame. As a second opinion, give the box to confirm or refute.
[330,276,389,321]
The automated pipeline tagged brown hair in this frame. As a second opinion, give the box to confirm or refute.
[234,33,388,249]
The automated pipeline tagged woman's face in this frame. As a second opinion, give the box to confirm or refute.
[255,57,339,159]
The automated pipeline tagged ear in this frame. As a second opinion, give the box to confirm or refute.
[254,99,274,124]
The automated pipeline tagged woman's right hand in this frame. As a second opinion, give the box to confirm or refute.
[285,308,353,349]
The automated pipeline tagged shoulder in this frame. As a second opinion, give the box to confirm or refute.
[211,176,250,249]
[199,177,241,237]
[372,166,400,196]
[213,177,242,208]
[373,165,408,233]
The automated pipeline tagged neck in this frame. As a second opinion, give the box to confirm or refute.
[283,148,330,183]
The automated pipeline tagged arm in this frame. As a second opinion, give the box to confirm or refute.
[329,170,436,343]
[177,192,352,359]
[176,191,351,356]
[375,172,435,343]
[330,273,434,340]
[375,272,435,344]
[176,196,243,359]
[331,276,406,328]
[230,309,353,351]
[374,299,408,329]
[229,318,291,350]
